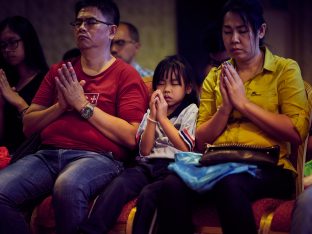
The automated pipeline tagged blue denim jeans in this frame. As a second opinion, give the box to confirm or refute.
[0,149,123,234]
[290,186,312,234]
[80,158,172,234]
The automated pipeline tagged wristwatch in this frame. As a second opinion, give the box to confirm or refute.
[80,102,94,119]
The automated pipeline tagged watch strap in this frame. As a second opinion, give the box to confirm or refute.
[80,102,94,119]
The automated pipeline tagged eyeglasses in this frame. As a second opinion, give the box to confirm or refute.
[111,39,135,48]
[70,18,114,28]
[0,39,22,51]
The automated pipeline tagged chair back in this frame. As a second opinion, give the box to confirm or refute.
[142,76,153,96]
[292,80,312,195]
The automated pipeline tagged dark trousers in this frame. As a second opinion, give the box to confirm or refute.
[80,158,173,234]
[156,166,295,234]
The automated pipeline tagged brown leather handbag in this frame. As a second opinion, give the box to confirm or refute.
[199,144,280,166]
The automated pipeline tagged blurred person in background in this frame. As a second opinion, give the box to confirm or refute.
[111,21,153,77]
[0,15,48,153]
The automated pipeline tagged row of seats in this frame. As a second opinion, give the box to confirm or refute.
[28,80,312,234]
[1,79,311,234]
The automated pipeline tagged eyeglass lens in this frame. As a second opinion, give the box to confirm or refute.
[0,39,21,51]
[70,18,112,28]
[112,40,126,47]
[111,39,134,48]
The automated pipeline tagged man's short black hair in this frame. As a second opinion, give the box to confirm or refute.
[75,0,120,26]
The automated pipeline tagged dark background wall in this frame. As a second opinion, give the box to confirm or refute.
[176,0,228,84]
[176,0,312,84]
[0,0,311,83]
[0,0,176,71]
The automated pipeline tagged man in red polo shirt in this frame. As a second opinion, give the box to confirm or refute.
[0,1,148,234]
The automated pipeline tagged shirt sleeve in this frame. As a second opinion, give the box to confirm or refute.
[278,59,310,141]
[117,68,149,123]
[197,67,219,128]
[178,104,199,150]
[32,64,60,106]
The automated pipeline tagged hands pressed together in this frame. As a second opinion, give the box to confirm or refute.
[149,89,168,123]
[55,62,87,112]
[219,61,249,114]
[0,69,28,111]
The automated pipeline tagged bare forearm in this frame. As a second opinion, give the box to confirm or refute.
[89,107,140,149]
[0,108,3,141]
[196,108,230,152]
[140,121,156,156]
[11,95,29,113]
[0,98,4,140]
[239,101,301,144]
[158,117,189,151]
[23,103,65,137]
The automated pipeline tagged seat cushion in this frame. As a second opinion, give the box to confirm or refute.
[270,200,295,232]
[30,196,138,234]
[252,198,284,226]
[192,198,283,229]
[0,146,11,169]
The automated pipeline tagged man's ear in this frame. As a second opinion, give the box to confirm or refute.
[258,23,266,39]
[109,25,118,39]
[134,42,141,51]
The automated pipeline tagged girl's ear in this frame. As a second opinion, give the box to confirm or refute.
[186,85,192,94]
[258,23,266,39]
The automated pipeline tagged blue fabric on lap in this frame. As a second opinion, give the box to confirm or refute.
[168,152,258,193]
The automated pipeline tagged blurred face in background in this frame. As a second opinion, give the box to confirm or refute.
[111,24,140,64]
[0,26,25,66]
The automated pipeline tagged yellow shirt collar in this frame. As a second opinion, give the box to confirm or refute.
[227,47,276,73]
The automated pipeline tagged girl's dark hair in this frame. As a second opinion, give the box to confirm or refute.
[152,55,199,106]
[221,0,266,46]
[0,16,48,84]
[75,0,120,26]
